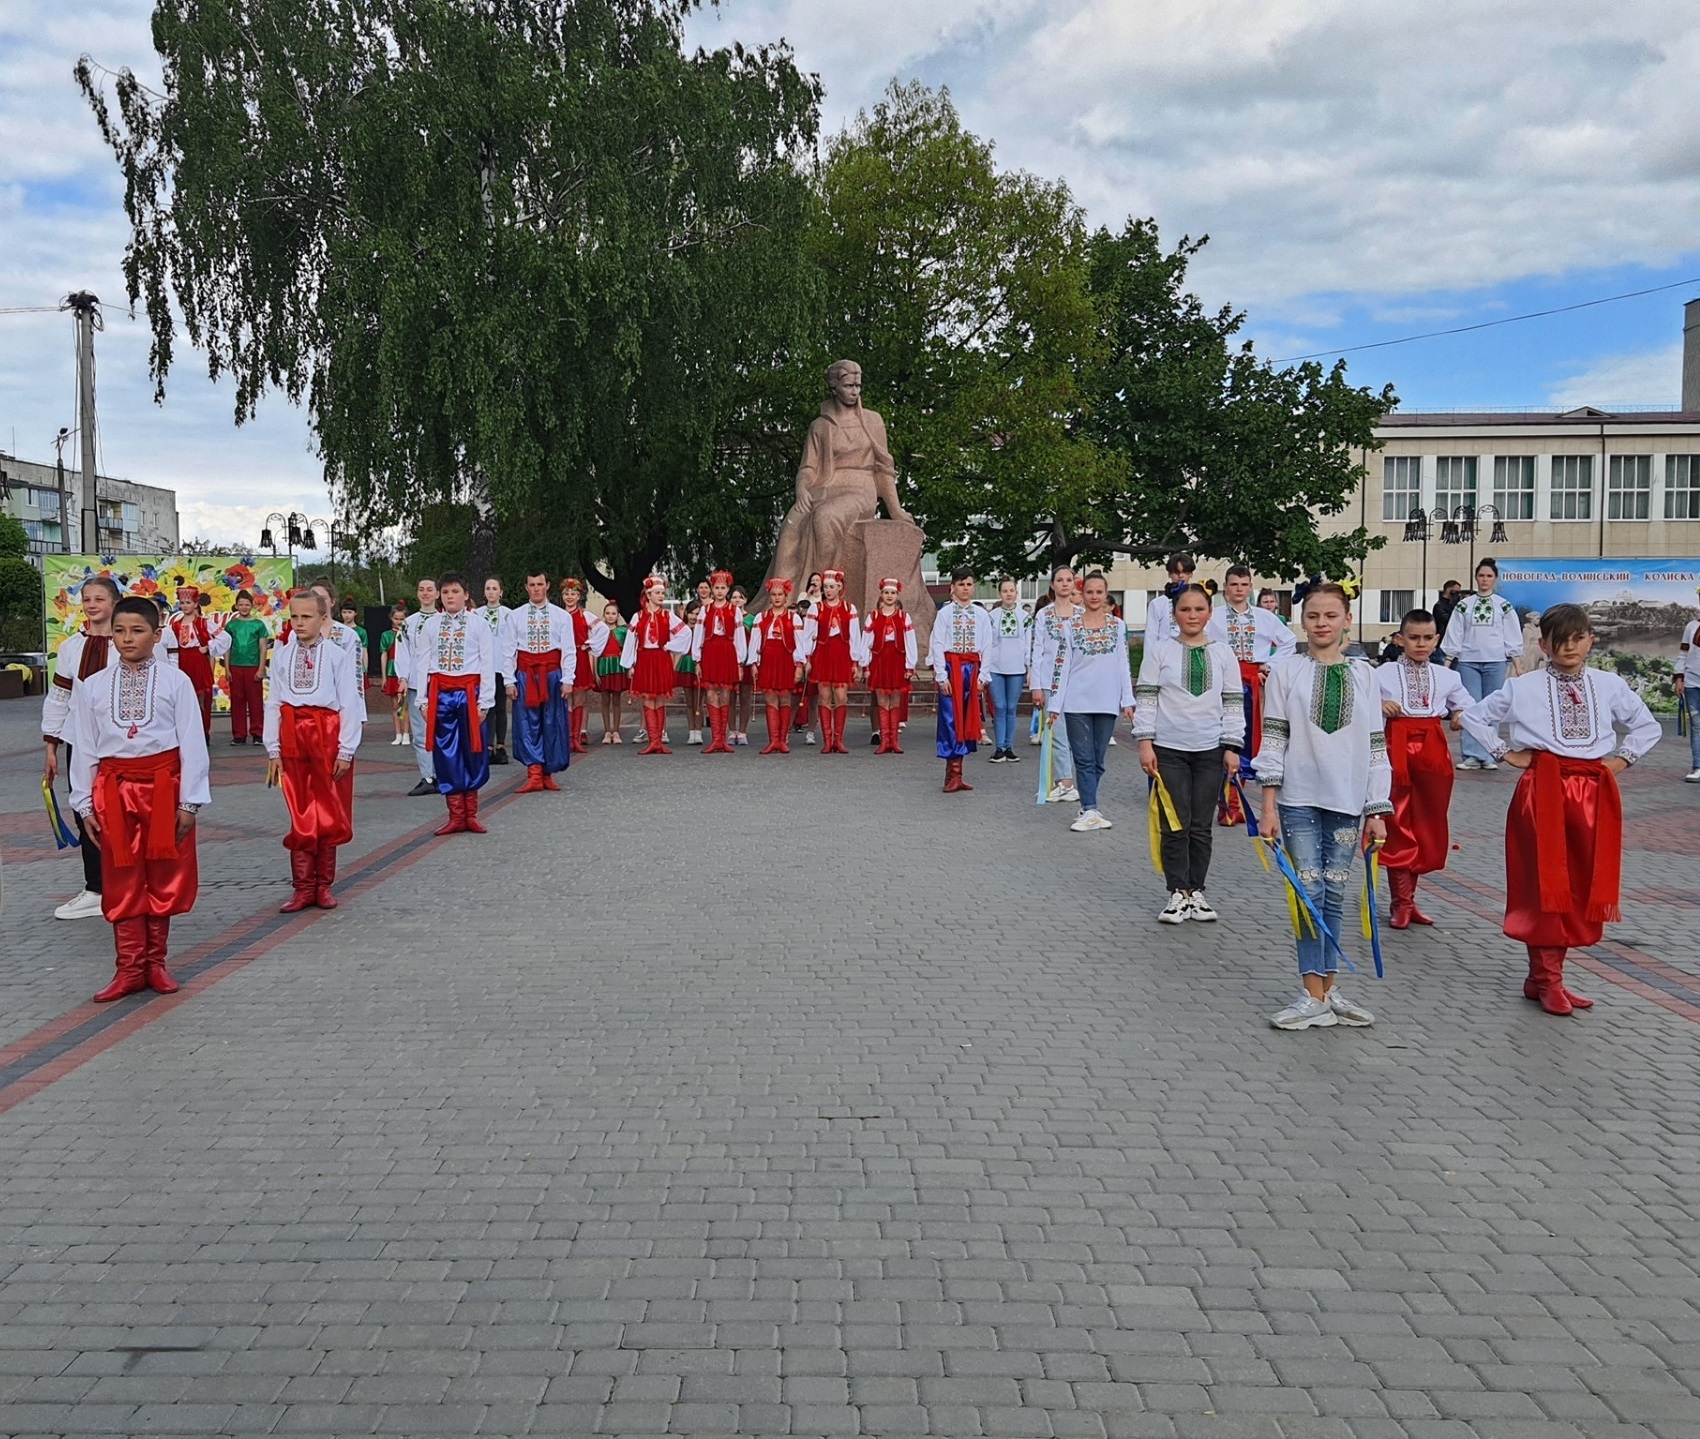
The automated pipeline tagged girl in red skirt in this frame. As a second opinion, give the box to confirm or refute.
[595,600,629,743]
[862,579,916,754]
[748,578,813,754]
[806,569,861,755]
[1376,608,1468,928]
[620,577,691,755]
[172,584,221,737]
[561,579,607,753]
[694,570,746,754]
[1460,603,1660,1015]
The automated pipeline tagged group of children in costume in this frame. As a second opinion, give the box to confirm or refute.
[43,555,1665,1031]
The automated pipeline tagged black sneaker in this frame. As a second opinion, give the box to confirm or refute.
[229,737,247,746]
[1005,748,1021,763]
[491,746,510,766]
[407,779,437,797]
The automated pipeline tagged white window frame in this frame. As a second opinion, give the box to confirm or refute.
[1378,590,1415,625]
[1606,455,1651,520]
[1666,455,1700,519]
[1433,456,1478,515]
[1382,456,1422,522]
[1549,455,1593,521]
[1491,456,1535,521]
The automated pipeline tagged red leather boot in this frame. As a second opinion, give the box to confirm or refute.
[760,703,784,755]
[315,841,339,909]
[1554,949,1591,1009]
[874,707,891,754]
[516,763,546,794]
[703,703,729,754]
[143,916,179,994]
[570,705,589,754]
[776,703,792,753]
[463,789,488,834]
[1406,874,1434,926]
[541,765,561,791]
[280,848,317,913]
[436,793,468,836]
[830,705,850,754]
[1526,946,1573,1015]
[886,708,903,754]
[93,918,149,1002]
[818,706,836,755]
[1388,868,1415,930]
[943,758,964,793]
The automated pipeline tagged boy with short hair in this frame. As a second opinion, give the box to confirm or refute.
[499,569,576,792]
[1206,563,1295,823]
[1376,609,1468,928]
[479,577,513,766]
[1461,604,1660,1016]
[396,577,440,795]
[420,573,496,834]
[1143,551,1199,642]
[926,565,994,793]
[43,574,121,920]
[69,596,211,1001]
[222,588,272,745]
[265,588,365,910]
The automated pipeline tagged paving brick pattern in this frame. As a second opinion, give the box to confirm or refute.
[2,695,1699,1437]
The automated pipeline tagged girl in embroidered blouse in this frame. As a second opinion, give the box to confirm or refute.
[1048,572,1136,833]
[595,600,629,743]
[1134,584,1243,924]
[1459,603,1660,1017]
[1445,558,1524,769]
[1256,583,1391,1032]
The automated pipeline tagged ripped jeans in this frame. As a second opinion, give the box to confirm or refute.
[1278,805,1361,976]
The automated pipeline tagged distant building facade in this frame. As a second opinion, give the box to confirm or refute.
[0,452,180,563]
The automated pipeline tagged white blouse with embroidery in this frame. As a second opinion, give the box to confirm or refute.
[419,610,496,709]
[262,636,366,761]
[1050,615,1137,715]
[497,602,579,688]
[1133,638,1244,751]
[67,659,213,816]
[926,602,995,679]
[1443,591,1524,663]
[1375,659,1469,719]
[1460,665,1661,764]
[984,605,1032,675]
[1254,656,1392,817]
[1205,604,1297,664]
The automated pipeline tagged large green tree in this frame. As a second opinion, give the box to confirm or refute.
[1065,221,1396,580]
[809,82,1110,579]
[0,515,44,651]
[79,0,822,610]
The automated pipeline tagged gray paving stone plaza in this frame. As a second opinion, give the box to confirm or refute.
[2,693,1700,1438]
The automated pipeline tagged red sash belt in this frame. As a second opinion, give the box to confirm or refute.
[280,704,339,769]
[515,648,562,708]
[1238,660,1265,755]
[1388,715,1452,784]
[1531,751,1621,923]
[944,651,984,742]
[426,673,484,752]
[96,748,181,867]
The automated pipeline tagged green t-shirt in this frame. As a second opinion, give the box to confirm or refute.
[224,615,270,668]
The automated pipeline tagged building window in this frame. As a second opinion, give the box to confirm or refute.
[1491,456,1535,520]
[22,519,62,545]
[1433,456,1478,514]
[1378,590,1415,625]
[1607,455,1651,520]
[1550,455,1593,520]
[1382,456,1422,521]
[1666,455,1700,519]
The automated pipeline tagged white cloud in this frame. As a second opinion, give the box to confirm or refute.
[1547,342,1683,409]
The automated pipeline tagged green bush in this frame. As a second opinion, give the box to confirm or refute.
[0,556,44,651]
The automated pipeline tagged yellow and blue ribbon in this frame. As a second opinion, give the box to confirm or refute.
[42,777,80,850]
[1036,714,1054,806]
[1147,773,1182,875]
[1360,840,1385,978]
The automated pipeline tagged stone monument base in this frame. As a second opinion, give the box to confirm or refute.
[842,518,936,661]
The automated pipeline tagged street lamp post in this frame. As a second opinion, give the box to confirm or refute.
[1403,504,1509,607]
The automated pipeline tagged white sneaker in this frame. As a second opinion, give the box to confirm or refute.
[804,730,816,745]
[1108,736,1118,746]
[736,732,749,746]
[1187,891,1219,922]
[1029,732,1042,746]
[1270,993,1339,1029]
[1480,758,1498,770]
[1058,783,1079,803]
[1456,757,1482,770]
[1070,809,1104,832]
[54,888,104,920]
[1158,891,1190,924]
[687,729,703,745]
[1686,769,1700,783]
[1326,987,1375,1026]
[1046,783,1069,802]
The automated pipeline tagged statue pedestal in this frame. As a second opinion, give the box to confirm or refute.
[844,518,936,660]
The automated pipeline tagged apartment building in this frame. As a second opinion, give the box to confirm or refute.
[0,452,180,562]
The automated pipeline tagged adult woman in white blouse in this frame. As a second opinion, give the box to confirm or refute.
[1444,558,1523,769]
[1049,573,1136,832]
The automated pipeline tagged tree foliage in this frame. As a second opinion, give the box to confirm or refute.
[0,559,44,652]
[0,514,29,560]
[79,0,822,610]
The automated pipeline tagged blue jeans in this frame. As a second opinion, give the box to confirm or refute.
[1686,687,1700,769]
[1064,712,1117,812]
[1278,805,1361,976]
[409,694,435,782]
[989,672,1025,751]
[1456,660,1509,761]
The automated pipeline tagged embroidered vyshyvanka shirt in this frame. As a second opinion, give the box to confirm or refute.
[1460,665,1660,764]
[418,611,496,708]
[1205,604,1297,664]
[67,659,213,816]
[1255,656,1392,816]
[263,636,366,761]
[1050,615,1137,715]
[1134,638,1244,751]
[1443,592,1524,663]
[497,602,580,687]
[1376,658,1468,719]
[926,602,995,677]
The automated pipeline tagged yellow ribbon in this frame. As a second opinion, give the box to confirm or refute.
[1147,774,1183,875]
[1360,842,1382,940]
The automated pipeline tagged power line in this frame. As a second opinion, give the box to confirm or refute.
[1272,277,1700,363]
[0,305,68,316]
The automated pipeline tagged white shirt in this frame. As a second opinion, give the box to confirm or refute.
[620,609,693,669]
[419,610,496,712]
[397,608,438,696]
[263,636,366,761]
[1050,614,1137,715]
[1376,659,1468,719]
[43,630,117,741]
[1443,591,1524,664]
[983,605,1032,675]
[1461,665,1661,765]
[861,608,917,670]
[691,605,750,666]
[745,611,814,668]
[1027,603,1080,694]
[1144,594,1179,641]
[1134,639,1244,751]
[804,603,868,665]
[1206,604,1297,664]
[498,602,579,689]
[68,658,213,816]
[476,603,513,672]
[926,601,995,681]
[1679,621,1700,683]
[1254,656,1393,817]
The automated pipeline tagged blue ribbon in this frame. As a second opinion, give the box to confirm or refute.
[1036,714,1052,806]
[1228,772,1260,838]
[1261,834,1358,975]
[43,778,80,850]
[1363,842,1386,979]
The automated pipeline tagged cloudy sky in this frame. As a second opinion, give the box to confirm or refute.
[3,0,1699,545]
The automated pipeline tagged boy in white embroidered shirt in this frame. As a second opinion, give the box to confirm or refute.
[68,596,212,1002]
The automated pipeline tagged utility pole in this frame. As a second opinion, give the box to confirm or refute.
[52,426,72,553]
[65,291,102,553]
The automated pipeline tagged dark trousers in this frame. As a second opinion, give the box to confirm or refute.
[63,743,102,893]
[491,674,509,750]
[1156,744,1222,891]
